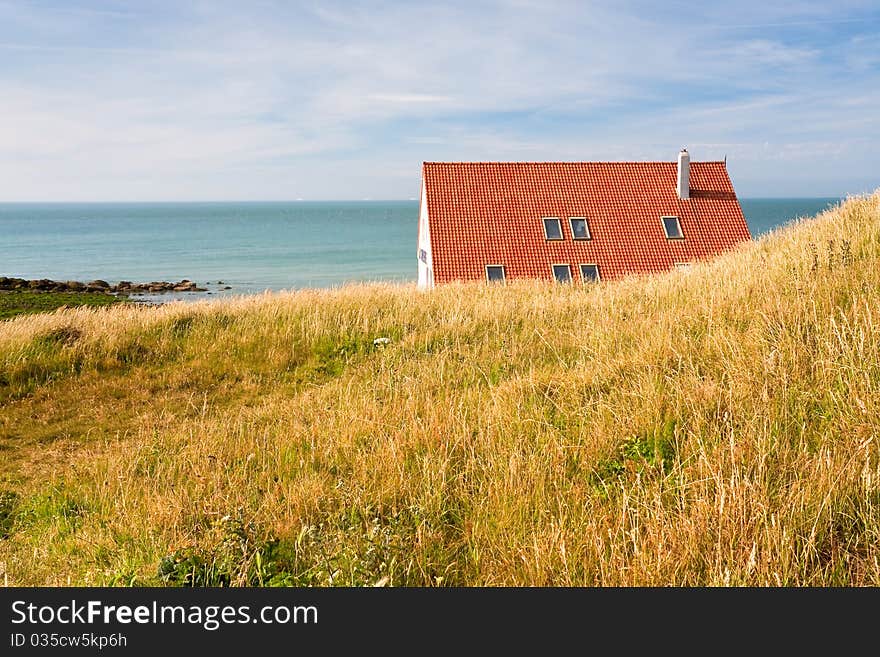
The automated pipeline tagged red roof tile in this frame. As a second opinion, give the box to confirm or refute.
[422,160,751,283]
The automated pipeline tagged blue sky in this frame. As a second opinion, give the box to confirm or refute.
[1,0,878,200]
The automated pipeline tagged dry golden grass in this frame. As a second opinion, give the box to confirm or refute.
[1,193,879,586]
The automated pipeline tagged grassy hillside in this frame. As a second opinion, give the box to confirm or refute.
[1,193,879,586]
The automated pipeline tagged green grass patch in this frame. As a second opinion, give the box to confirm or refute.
[0,290,127,320]
[591,418,680,494]
[0,490,20,538]
[16,484,90,537]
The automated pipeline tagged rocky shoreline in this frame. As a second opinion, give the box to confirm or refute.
[0,276,219,295]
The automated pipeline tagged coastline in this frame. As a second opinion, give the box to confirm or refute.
[0,277,231,319]
[0,276,219,295]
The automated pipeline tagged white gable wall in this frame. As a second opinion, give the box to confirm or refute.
[417,178,434,289]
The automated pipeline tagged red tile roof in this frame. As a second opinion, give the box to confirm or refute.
[422,160,751,283]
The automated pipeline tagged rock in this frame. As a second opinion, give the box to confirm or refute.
[223,286,232,290]
[0,276,202,295]
[24,279,52,290]
[217,280,224,285]
[0,278,26,290]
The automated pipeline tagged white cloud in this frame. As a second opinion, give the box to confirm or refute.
[367,94,452,104]
[728,39,819,66]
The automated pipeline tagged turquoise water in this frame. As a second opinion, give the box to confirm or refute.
[740,198,842,237]
[0,198,842,296]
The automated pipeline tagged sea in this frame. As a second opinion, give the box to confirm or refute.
[0,198,843,299]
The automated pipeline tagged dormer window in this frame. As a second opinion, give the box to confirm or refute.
[485,265,506,282]
[543,217,563,240]
[569,217,591,240]
[551,264,572,283]
[662,216,684,239]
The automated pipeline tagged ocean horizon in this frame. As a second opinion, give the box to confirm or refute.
[0,197,844,298]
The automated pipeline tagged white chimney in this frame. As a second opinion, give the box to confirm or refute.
[677,148,690,200]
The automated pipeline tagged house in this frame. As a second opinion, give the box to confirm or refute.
[416,150,751,289]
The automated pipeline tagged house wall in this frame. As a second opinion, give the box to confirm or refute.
[417,178,434,289]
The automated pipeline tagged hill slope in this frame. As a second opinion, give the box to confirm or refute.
[1,193,879,586]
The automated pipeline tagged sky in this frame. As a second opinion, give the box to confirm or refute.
[1,0,878,201]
